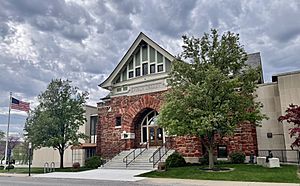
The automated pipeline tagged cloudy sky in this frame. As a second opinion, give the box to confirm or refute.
[0,0,300,134]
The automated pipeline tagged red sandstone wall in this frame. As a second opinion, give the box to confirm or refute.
[96,91,165,158]
[96,91,258,159]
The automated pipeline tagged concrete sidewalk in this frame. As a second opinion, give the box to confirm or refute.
[142,178,300,186]
[33,168,150,181]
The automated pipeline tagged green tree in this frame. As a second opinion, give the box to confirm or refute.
[158,29,266,169]
[24,79,88,168]
[0,130,4,140]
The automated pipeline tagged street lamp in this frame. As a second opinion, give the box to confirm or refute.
[28,142,32,176]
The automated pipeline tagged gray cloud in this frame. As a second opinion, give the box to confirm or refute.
[1,0,300,133]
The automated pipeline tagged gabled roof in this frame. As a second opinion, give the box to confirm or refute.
[99,32,175,89]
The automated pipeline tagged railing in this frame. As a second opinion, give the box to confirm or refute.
[123,143,148,167]
[258,149,300,164]
[106,140,127,161]
[149,140,171,168]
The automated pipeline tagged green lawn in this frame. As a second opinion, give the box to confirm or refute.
[0,167,93,174]
[139,164,300,183]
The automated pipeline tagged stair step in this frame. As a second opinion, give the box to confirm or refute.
[102,147,174,170]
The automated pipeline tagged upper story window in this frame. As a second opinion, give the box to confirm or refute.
[157,64,163,72]
[135,67,141,77]
[150,46,155,63]
[90,115,98,143]
[90,116,97,136]
[150,64,155,74]
[129,59,134,70]
[114,43,171,83]
[129,71,134,78]
[142,45,148,61]
[157,52,163,64]
[135,50,140,66]
[115,116,121,127]
[142,63,148,75]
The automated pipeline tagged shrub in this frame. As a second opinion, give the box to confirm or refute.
[229,151,246,164]
[72,162,80,169]
[85,156,102,169]
[166,152,186,168]
[6,165,14,170]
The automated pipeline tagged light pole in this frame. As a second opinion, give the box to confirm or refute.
[28,142,32,176]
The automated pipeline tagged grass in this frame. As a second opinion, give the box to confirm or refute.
[139,164,300,183]
[0,167,93,174]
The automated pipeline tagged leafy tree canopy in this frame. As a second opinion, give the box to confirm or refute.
[24,79,88,168]
[158,29,266,168]
[278,104,300,149]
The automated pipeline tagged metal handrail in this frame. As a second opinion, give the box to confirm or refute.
[106,140,127,160]
[123,143,148,167]
[149,140,171,168]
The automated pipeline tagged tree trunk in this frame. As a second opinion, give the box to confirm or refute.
[208,147,214,169]
[59,150,64,168]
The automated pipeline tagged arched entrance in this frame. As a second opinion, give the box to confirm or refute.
[140,109,164,146]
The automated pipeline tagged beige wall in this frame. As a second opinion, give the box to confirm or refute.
[256,71,300,162]
[32,105,97,167]
[277,73,300,150]
[256,83,285,150]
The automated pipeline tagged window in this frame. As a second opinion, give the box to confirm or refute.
[85,148,96,160]
[142,45,148,61]
[115,76,121,83]
[129,71,134,78]
[150,46,155,62]
[150,64,155,74]
[142,63,148,75]
[165,58,171,72]
[135,50,140,66]
[115,116,121,127]
[116,87,122,92]
[90,116,97,143]
[123,86,128,91]
[157,64,163,72]
[217,145,228,158]
[135,67,141,77]
[129,59,134,70]
[90,116,97,136]
[122,69,127,81]
[157,52,163,63]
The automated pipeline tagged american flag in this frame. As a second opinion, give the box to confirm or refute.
[11,97,30,112]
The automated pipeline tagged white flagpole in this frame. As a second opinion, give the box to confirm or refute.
[4,92,12,168]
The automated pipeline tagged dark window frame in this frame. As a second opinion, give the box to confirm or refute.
[142,63,148,75]
[135,67,141,77]
[157,64,163,72]
[128,71,134,78]
[115,116,122,127]
[150,64,155,74]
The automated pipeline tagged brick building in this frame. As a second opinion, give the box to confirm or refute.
[96,33,262,163]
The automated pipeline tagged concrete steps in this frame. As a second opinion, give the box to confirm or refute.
[101,147,174,170]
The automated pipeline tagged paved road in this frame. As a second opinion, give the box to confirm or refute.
[0,177,147,186]
[0,177,299,186]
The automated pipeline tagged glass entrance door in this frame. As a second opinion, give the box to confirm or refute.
[148,126,163,146]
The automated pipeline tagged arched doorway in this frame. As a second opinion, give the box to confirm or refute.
[140,109,164,146]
